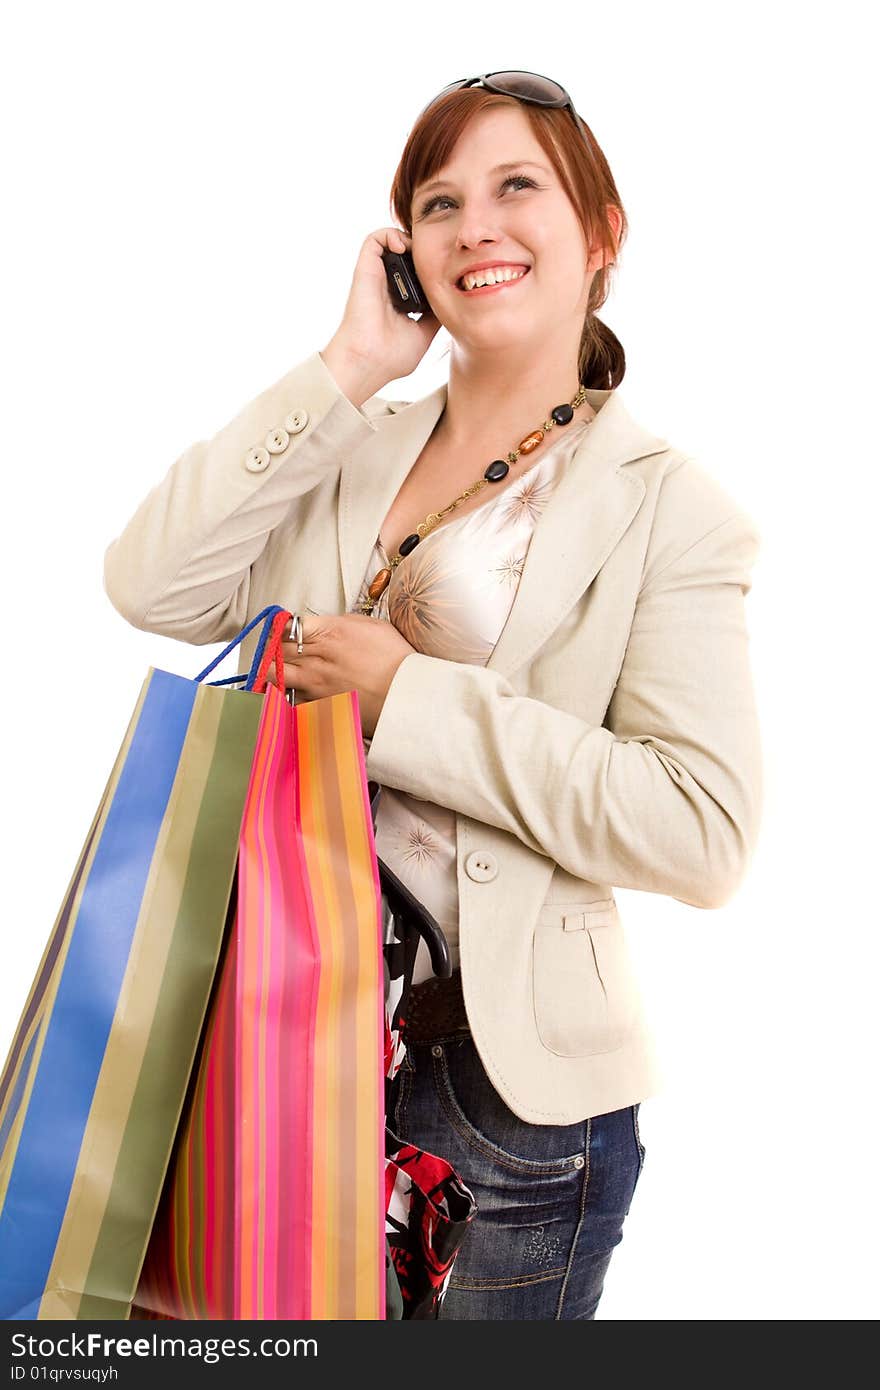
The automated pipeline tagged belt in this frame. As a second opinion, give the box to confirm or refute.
[405,968,470,1043]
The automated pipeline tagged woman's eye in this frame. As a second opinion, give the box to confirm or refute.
[420,173,536,216]
[502,174,537,193]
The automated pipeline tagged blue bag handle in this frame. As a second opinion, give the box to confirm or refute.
[193,605,294,693]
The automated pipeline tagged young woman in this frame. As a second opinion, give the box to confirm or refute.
[104,72,763,1320]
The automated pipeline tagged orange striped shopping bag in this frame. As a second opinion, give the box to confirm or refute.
[132,613,386,1320]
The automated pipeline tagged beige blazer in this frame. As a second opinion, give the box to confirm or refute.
[103,349,763,1125]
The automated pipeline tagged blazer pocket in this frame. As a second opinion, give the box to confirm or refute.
[532,900,639,1058]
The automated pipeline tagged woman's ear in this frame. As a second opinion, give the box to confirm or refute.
[606,204,624,258]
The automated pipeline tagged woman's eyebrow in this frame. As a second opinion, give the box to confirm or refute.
[415,160,550,196]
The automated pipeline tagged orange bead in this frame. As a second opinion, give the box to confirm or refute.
[368,567,392,600]
[518,430,545,454]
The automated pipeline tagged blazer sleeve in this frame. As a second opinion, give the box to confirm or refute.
[363,507,763,911]
[103,350,398,645]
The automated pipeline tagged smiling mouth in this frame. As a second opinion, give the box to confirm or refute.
[455,267,531,295]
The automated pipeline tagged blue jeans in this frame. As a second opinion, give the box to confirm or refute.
[390,1030,646,1320]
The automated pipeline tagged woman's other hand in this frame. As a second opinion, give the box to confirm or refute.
[320,227,442,403]
[267,612,417,738]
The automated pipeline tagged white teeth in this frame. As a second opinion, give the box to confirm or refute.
[460,266,527,290]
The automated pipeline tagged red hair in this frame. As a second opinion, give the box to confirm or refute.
[389,89,628,388]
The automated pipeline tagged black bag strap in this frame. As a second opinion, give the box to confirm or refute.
[369,782,451,979]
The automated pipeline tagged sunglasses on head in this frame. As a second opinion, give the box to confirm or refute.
[415,70,587,137]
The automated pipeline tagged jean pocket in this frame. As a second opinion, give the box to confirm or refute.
[532,900,639,1058]
[429,1038,587,1175]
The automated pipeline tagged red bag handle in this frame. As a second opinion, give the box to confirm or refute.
[249,608,295,696]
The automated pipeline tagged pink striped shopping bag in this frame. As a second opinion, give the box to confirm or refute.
[132,615,386,1320]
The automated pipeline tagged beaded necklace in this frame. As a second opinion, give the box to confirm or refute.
[357,383,593,615]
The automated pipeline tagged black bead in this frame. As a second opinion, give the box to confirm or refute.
[399,532,421,556]
[484,459,510,482]
[551,403,574,425]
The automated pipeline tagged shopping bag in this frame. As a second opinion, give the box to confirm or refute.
[0,591,473,1322]
[132,638,387,1319]
[0,605,294,1320]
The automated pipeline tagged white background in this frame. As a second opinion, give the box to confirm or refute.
[1,0,876,1321]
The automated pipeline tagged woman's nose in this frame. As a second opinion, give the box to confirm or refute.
[454,208,506,251]
[456,227,503,252]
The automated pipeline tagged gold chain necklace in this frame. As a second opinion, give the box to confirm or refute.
[357,383,593,615]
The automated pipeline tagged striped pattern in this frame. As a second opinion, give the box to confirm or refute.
[0,669,262,1321]
[133,686,386,1320]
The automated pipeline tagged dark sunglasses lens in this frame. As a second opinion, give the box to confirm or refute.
[485,71,570,106]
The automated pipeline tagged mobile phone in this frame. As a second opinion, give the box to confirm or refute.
[381,246,431,316]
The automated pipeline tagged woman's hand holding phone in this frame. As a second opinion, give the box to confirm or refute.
[320,228,441,406]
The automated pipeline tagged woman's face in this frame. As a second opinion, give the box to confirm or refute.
[410,104,607,359]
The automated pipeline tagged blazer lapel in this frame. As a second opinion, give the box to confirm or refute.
[338,383,448,613]
[488,390,669,677]
[338,380,669,678]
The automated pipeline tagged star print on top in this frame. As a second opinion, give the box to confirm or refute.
[355,416,594,986]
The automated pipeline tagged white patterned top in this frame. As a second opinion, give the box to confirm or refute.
[356,418,594,985]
